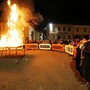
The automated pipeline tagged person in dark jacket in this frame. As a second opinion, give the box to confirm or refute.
[75,41,82,71]
[75,36,87,72]
[80,35,90,87]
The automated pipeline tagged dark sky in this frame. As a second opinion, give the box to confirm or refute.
[0,0,90,30]
[0,0,3,3]
[34,0,90,25]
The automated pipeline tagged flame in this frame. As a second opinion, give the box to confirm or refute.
[7,0,11,6]
[10,4,18,22]
[0,0,23,47]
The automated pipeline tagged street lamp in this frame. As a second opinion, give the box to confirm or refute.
[49,23,53,33]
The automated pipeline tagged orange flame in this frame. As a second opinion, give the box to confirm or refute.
[7,0,11,6]
[0,0,23,47]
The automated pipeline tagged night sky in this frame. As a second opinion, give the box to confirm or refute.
[34,0,90,25]
[0,0,90,30]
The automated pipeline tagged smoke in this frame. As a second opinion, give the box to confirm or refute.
[11,0,44,27]
[1,0,44,28]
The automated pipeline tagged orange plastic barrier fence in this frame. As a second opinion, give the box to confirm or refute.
[52,44,65,52]
[25,43,38,50]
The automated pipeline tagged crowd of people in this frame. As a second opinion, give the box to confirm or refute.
[75,34,90,88]
[25,35,90,88]
[26,39,71,45]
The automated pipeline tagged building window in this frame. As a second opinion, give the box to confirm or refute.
[68,35,70,39]
[58,27,60,32]
[53,27,56,32]
[63,27,66,31]
[84,28,86,32]
[68,27,71,32]
[77,28,79,32]
[58,27,60,31]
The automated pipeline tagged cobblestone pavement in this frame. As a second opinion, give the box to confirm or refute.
[0,50,88,90]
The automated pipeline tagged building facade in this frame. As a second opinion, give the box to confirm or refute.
[45,23,90,40]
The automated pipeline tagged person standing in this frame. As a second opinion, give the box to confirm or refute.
[75,35,88,73]
[75,41,83,72]
[80,35,90,88]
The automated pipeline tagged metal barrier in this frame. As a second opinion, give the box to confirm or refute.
[0,46,25,63]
